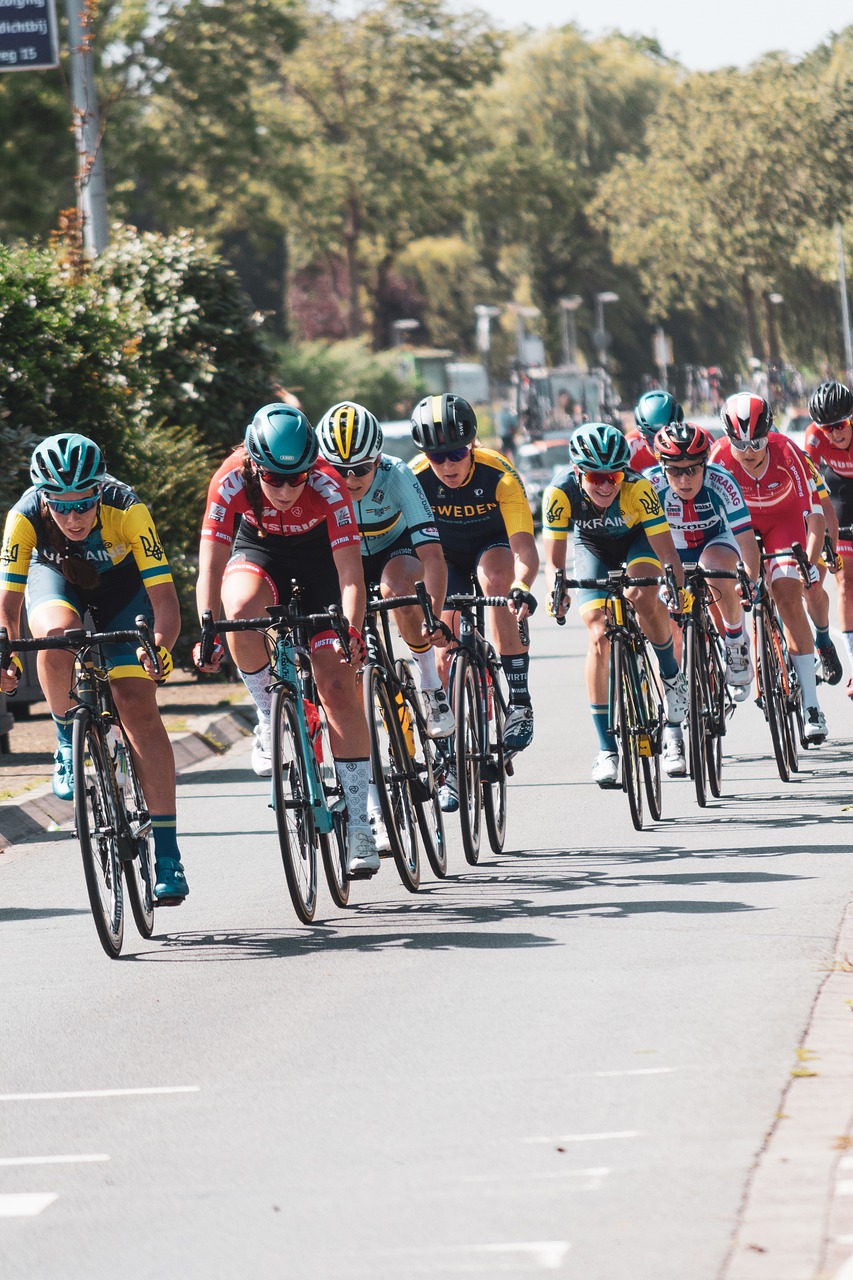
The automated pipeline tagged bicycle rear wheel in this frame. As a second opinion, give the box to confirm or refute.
[452,650,483,864]
[636,643,663,822]
[319,810,350,909]
[756,611,790,782]
[615,642,644,831]
[396,661,446,879]
[483,666,507,854]
[706,638,727,799]
[72,710,124,958]
[365,665,420,892]
[121,740,155,938]
[685,620,708,809]
[271,685,318,923]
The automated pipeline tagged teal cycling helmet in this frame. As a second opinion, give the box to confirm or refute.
[30,433,106,494]
[245,403,319,474]
[633,390,684,442]
[570,422,630,472]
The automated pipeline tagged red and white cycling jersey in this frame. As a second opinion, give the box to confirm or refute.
[625,427,657,473]
[709,435,821,551]
[200,450,360,552]
[805,420,853,479]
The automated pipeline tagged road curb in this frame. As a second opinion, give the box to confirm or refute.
[721,895,853,1280]
[0,705,255,854]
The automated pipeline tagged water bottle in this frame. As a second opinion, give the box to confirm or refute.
[107,725,127,788]
[485,668,494,722]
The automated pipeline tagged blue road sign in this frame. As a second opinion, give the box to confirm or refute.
[0,0,59,72]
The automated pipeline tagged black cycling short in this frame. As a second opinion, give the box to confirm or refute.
[225,522,341,634]
[444,536,511,596]
[361,530,417,589]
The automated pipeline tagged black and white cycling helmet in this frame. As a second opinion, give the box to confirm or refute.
[411,394,477,455]
[809,380,853,427]
[316,401,383,467]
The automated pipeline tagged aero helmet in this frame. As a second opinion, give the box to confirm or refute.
[633,390,684,441]
[316,401,383,467]
[410,394,477,455]
[569,422,630,472]
[245,403,319,475]
[30,433,106,494]
[809,380,853,427]
[720,392,772,443]
[654,421,712,463]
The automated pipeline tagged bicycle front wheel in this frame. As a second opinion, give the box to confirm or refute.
[685,620,708,809]
[483,666,507,854]
[756,610,790,782]
[395,661,446,879]
[319,810,350,909]
[365,665,420,892]
[615,642,644,831]
[271,686,318,923]
[706,637,727,799]
[636,643,663,822]
[72,710,124,958]
[452,651,483,864]
[122,740,155,939]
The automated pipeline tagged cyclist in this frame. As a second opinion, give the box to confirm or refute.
[410,393,538,810]
[0,433,188,904]
[648,422,759,775]
[542,422,687,788]
[626,390,684,474]
[193,403,380,878]
[805,380,853,694]
[710,392,828,743]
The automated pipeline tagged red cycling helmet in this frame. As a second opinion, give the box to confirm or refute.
[720,392,773,443]
[654,421,712,462]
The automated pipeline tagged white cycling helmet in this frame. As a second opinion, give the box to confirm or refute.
[316,401,383,468]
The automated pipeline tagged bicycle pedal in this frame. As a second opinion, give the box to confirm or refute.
[504,757,515,777]
[154,895,185,908]
[346,867,379,881]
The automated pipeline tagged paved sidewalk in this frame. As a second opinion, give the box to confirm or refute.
[721,896,853,1280]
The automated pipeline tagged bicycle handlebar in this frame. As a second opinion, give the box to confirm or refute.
[551,568,567,626]
[0,615,161,679]
[444,592,530,647]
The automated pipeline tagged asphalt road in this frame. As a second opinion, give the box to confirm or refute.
[2,594,852,1279]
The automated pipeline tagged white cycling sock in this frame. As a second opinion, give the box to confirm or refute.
[791,652,818,710]
[335,757,371,830]
[238,665,272,724]
[407,644,440,691]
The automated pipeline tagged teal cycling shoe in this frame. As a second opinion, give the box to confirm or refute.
[153,857,189,905]
[52,745,75,802]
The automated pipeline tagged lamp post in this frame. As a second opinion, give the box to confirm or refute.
[766,292,783,365]
[558,296,583,368]
[391,318,419,347]
[508,303,541,369]
[836,222,853,383]
[474,304,501,406]
[593,291,619,370]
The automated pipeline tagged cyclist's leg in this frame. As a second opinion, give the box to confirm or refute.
[26,565,85,799]
[476,540,533,750]
[573,542,618,785]
[625,537,686,726]
[699,539,753,685]
[836,538,853,693]
[765,545,826,739]
[221,531,281,775]
[378,540,453,736]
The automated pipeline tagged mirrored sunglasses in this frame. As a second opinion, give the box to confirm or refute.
[826,420,851,432]
[585,470,624,485]
[729,437,767,452]
[664,463,703,477]
[426,446,471,464]
[257,468,309,488]
[333,460,376,478]
[44,492,100,514]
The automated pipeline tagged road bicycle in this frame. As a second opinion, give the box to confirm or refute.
[361,583,447,888]
[678,563,748,807]
[751,543,809,782]
[0,617,161,959]
[554,568,669,831]
[439,590,527,866]
[200,590,352,923]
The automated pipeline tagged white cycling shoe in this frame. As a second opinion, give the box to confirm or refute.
[661,672,689,723]
[592,750,619,788]
[346,828,381,877]
[421,687,455,738]
[251,720,272,777]
[662,727,687,778]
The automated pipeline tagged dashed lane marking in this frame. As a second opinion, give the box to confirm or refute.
[0,1193,57,1218]
[0,1154,109,1167]
[525,1129,640,1143]
[0,1086,200,1103]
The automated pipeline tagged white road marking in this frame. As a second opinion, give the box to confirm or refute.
[0,1154,109,1167]
[525,1129,640,1143]
[464,1167,609,1181]
[839,1156,853,1171]
[834,1253,853,1280]
[471,1241,570,1269]
[836,1180,853,1196]
[0,1086,199,1103]
[588,1067,674,1077]
[0,1193,57,1218]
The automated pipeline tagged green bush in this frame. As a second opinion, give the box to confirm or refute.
[271,337,422,424]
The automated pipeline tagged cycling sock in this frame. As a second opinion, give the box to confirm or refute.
[51,711,74,748]
[238,664,273,723]
[650,638,679,681]
[664,721,684,743]
[792,653,819,710]
[367,780,382,812]
[844,631,853,665]
[591,704,617,753]
[814,623,831,648]
[335,757,371,831]
[502,652,531,704]
[407,642,440,691]
[722,620,744,641]
[151,814,181,861]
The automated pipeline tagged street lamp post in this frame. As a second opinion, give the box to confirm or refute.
[558,296,583,368]
[765,292,783,365]
[474,304,501,406]
[594,291,619,370]
[391,318,419,347]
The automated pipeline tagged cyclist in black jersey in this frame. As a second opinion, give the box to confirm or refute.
[411,395,538,808]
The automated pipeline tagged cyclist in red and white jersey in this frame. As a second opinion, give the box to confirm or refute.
[805,380,853,696]
[626,390,683,474]
[194,403,381,877]
[709,392,828,743]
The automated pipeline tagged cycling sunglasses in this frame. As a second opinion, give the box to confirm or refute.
[44,492,101,514]
[826,420,851,432]
[729,437,767,452]
[256,467,309,488]
[425,446,471,464]
[333,460,376,478]
[664,463,703,478]
[584,469,624,485]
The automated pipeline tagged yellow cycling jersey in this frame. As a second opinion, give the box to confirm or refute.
[543,468,669,551]
[411,446,533,555]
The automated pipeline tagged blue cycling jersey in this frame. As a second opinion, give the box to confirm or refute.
[351,453,439,556]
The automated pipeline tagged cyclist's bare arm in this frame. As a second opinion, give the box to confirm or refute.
[736,528,760,582]
[542,532,568,617]
[332,540,367,656]
[414,542,449,643]
[0,588,23,691]
[645,529,685,591]
[805,509,826,566]
[508,529,540,620]
[196,537,230,624]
